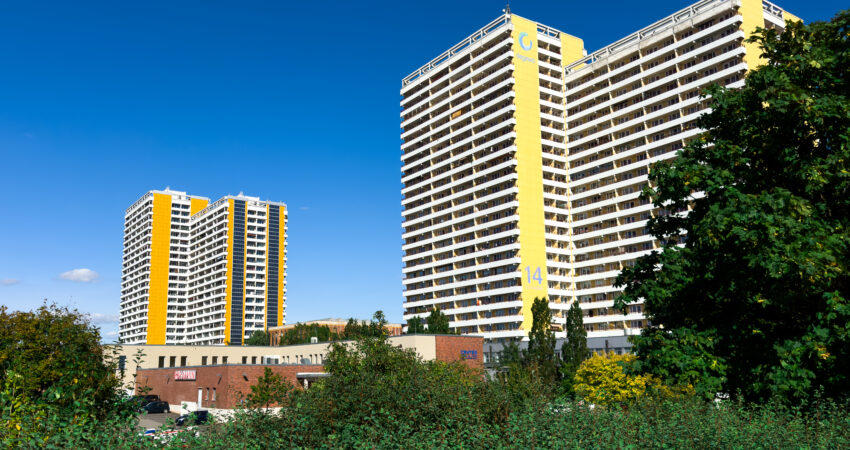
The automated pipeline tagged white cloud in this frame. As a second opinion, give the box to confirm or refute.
[105,330,120,338]
[89,313,119,324]
[59,268,99,282]
[0,279,19,286]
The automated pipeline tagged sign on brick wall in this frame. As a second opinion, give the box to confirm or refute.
[460,350,478,360]
[174,370,196,381]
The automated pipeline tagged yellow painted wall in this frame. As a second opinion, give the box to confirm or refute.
[559,33,584,68]
[740,0,767,70]
[190,198,208,216]
[742,0,803,70]
[278,205,286,327]
[146,193,172,345]
[511,15,549,332]
[224,199,234,343]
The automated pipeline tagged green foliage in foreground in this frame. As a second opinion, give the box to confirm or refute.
[7,337,850,448]
[616,10,850,403]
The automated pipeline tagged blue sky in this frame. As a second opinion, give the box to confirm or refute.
[0,0,842,340]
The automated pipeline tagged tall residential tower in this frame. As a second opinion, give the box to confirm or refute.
[119,189,287,345]
[401,0,799,344]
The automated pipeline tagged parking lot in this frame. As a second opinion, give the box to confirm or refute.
[138,412,180,430]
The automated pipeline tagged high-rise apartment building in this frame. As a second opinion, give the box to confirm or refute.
[120,189,287,345]
[400,0,798,342]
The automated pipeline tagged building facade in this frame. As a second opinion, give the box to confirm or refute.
[117,334,485,408]
[119,189,287,345]
[400,0,798,342]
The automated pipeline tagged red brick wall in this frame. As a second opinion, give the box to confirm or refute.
[434,335,484,370]
[136,364,323,409]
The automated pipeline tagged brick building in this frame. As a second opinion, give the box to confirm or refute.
[131,334,482,410]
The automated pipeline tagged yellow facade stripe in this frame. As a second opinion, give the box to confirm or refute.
[559,33,584,68]
[512,15,549,332]
[146,193,172,345]
[278,205,286,327]
[224,199,234,344]
[190,198,208,216]
[740,0,769,70]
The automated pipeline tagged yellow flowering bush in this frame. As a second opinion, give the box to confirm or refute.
[574,352,687,406]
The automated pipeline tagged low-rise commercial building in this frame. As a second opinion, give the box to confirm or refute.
[117,334,483,410]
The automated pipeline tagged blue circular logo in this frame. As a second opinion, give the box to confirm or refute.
[518,32,533,51]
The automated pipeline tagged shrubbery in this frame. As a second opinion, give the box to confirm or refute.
[2,311,849,448]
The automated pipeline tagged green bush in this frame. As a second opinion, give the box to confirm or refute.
[5,330,849,448]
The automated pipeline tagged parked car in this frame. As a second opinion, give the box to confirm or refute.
[131,394,161,407]
[176,410,209,426]
[143,401,170,414]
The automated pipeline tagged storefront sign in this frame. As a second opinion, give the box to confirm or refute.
[174,370,196,381]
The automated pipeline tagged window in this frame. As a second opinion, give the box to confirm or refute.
[181,356,187,366]
[206,388,210,401]
[158,356,165,368]
[222,356,228,365]
[212,356,218,365]
[212,388,217,402]
[169,356,176,367]
[201,356,208,366]
[242,356,248,364]
[251,356,257,364]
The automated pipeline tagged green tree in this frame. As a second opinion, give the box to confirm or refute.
[425,307,451,334]
[560,301,587,397]
[341,311,390,340]
[628,327,726,401]
[246,367,292,409]
[280,324,336,345]
[526,297,557,384]
[405,316,426,334]
[615,11,850,402]
[245,330,270,346]
[369,310,388,337]
[0,303,131,437]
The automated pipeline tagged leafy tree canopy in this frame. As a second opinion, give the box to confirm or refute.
[425,308,452,334]
[616,11,850,402]
[245,330,270,346]
[0,302,129,435]
[278,324,336,345]
[342,311,390,340]
[526,297,558,383]
[560,301,588,397]
[405,316,426,334]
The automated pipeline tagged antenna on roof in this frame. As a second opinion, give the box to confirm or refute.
[503,2,510,15]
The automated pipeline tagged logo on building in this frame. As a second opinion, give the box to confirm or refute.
[460,350,478,360]
[174,370,196,381]
[518,32,533,51]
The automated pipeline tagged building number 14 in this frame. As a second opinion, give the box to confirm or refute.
[524,266,542,285]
